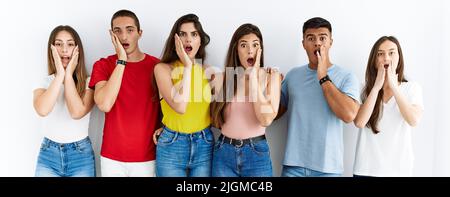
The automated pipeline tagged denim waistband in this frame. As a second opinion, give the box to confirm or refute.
[42,137,91,148]
[163,125,211,136]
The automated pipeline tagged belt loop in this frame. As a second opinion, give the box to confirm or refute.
[235,139,243,148]
[43,138,49,149]
[201,130,206,139]
[219,135,224,145]
[75,141,80,151]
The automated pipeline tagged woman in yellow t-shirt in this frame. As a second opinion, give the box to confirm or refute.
[153,13,215,177]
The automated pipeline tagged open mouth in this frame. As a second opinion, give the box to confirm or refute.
[122,43,130,48]
[184,46,193,53]
[384,64,389,69]
[247,58,255,66]
[61,56,70,61]
[314,49,321,56]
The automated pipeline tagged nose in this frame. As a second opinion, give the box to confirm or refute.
[384,53,391,61]
[314,39,322,47]
[118,31,127,42]
[185,35,192,43]
[248,46,255,55]
[62,44,68,53]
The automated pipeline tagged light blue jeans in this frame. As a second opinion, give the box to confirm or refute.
[35,137,95,177]
[281,165,341,177]
[156,126,214,177]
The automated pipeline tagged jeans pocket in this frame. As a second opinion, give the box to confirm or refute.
[76,139,94,155]
[157,129,177,146]
[40,141,49,152]
[250,140,270,155]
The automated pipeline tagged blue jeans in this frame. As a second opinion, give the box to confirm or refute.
[281,165,341,177]
[212,136,272,177]
[156,126,214,177]
[35,137,95,177]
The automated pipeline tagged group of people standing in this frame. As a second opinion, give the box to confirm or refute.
[32,9,423,177]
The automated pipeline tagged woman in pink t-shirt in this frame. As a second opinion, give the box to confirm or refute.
[210,24,282,177]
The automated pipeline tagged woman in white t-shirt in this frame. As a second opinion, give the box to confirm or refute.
[33,25,95,177]
[353,36,424,177]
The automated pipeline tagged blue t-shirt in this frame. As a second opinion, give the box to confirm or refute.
[280,64,360,174]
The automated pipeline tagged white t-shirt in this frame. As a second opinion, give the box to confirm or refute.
[353,81,423,177]
[35,75,91,143]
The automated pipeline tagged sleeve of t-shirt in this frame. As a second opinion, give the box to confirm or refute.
[89,59,111,89]
[340,72,361,103]
[280,72,289,108]
[408,82,424,110]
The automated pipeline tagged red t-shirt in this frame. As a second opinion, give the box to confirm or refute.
[89,54,160,162]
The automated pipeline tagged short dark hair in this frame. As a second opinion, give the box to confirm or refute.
[302,17,332,35]
[111,9,140,31]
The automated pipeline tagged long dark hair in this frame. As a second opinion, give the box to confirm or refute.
[160,13,210,63]
[363,36,407,134]
[210,23,264,129]
[47,25,87,97]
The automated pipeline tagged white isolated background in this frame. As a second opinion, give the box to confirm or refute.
[0,0,449,176]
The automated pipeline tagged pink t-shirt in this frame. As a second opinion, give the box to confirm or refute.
[221,97,266,139]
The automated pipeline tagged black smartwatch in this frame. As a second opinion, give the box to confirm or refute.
[319,75,332,85]
[116,59,127,66]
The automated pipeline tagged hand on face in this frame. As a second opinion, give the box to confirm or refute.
[253,47,262,70]
[66,46,79,76]
[109,30,127,61]
[316,45,328,79]
[386,60,399,90]
[51,45,65,77]
[175,33,192,68]
[373,61,386,91]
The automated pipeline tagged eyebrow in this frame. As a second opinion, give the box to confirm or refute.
[55,39,74,42]
[306,33,329,37]
[179,31,198,33]
[239,40,259,43]
[113,26,136,30]
[378,48,396,52]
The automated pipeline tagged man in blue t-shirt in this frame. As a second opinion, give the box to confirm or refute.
[277,17,360,176]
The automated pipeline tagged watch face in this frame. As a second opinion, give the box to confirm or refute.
[117,60,126,65]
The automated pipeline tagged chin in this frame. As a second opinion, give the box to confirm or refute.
[125,47,135,54]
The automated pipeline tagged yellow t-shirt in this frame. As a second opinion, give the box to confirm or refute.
[160,61,211,133]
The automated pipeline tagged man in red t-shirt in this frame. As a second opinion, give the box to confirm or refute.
[89,9,160,177]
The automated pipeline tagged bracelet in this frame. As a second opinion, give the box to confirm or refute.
[319,75,332,85]
[116,59,127,66]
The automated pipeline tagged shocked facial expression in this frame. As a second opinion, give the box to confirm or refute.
[54,30,76,67]
[302,27,333,65]
[237,33,261,69]
[112,16,142,55]
[376,40,399,71]
[178,22,201,60]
